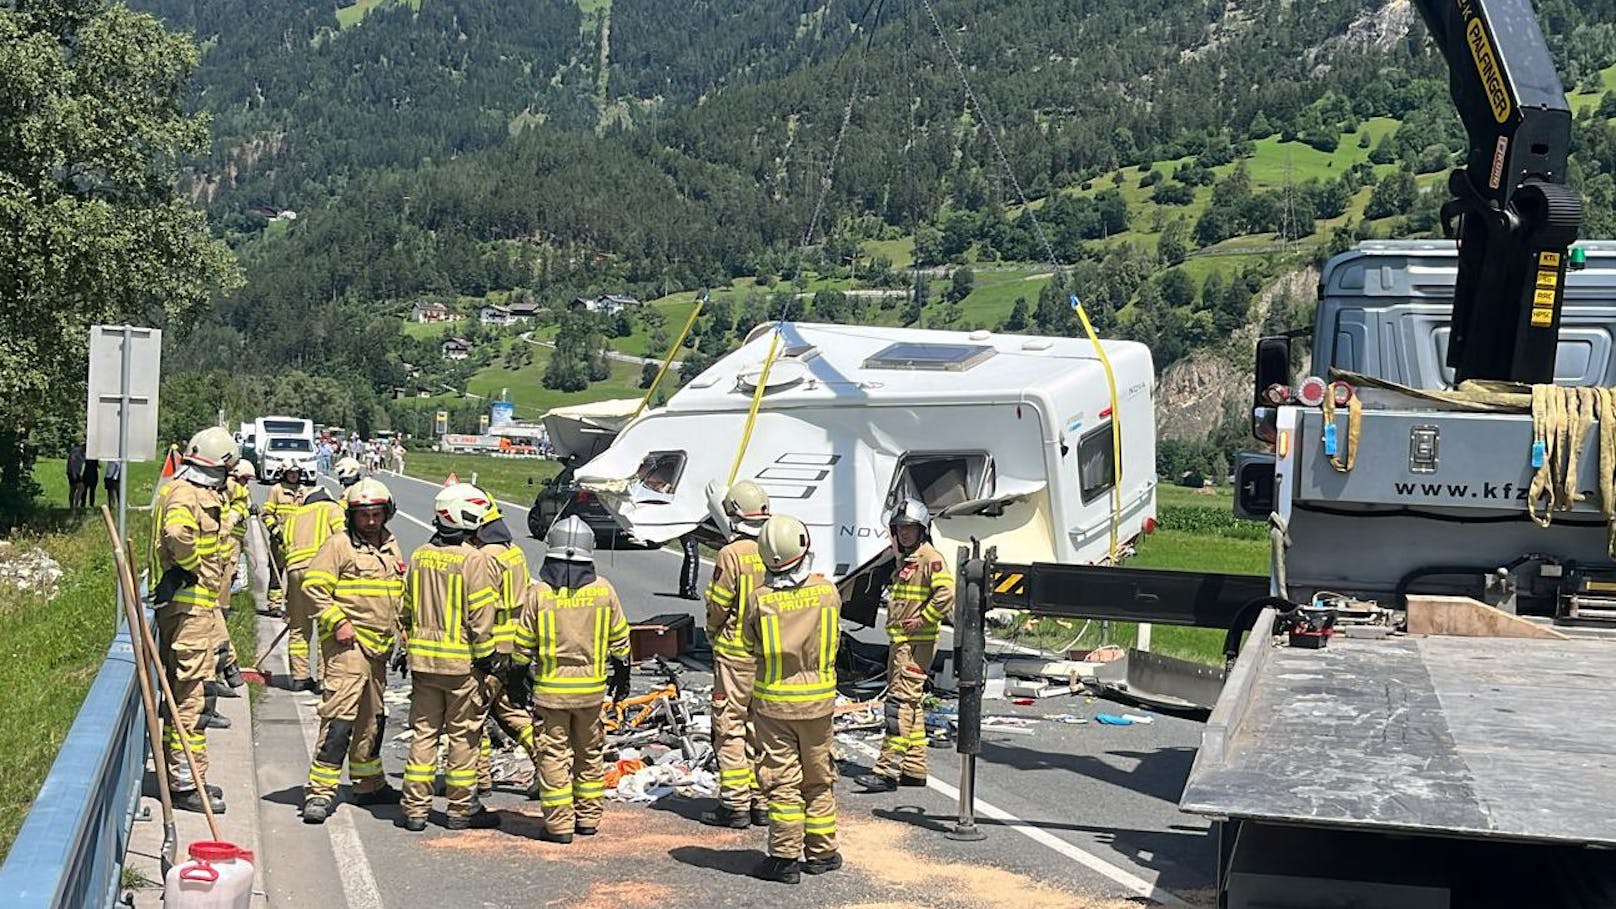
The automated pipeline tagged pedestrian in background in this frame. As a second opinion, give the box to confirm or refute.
[67,442,87,510]
[104,459,122,511]
[83,458,100,508]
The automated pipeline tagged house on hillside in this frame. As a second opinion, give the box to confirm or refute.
[569,293,642,317]
[508,300,543,321]
[441,337,474,360]
[480,304,513,326]
[412,301,452,324]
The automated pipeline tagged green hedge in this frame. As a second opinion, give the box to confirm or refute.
[1156,503,1268,540]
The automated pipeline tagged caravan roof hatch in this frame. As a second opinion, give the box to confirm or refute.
[864,342,995,372]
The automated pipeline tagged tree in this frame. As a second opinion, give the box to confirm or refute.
[1365,169,1418,219]
[1,1,238,522]
[946,267,975,304]
[1157,218,1190,266]
[1001,296,1029,332]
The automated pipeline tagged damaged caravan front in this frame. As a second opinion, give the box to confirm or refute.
[573,322,1157,620]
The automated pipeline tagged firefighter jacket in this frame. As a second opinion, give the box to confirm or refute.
[283,488,345,571]
[513,577,631,709]
[742,574,841,720]
[402,540,499,675]
[466,541,530,655]
[154,480,228,612]
[884,542,955,644]
[304,531,407,658]
[705,538,767,663]
[224,478,251,548]
[262,482,306,537]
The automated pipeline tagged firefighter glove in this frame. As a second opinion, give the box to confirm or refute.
[608,656,631,703]
[473,652,510,679]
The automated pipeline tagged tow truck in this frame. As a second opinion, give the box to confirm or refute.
[958,1,1616,905]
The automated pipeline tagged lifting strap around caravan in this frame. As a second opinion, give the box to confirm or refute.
[727,329,783,486]
[633,299,704,421]
[1070,294,1122,563]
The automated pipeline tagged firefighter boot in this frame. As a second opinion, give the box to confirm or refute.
[854,772,897,792]
[302,797,332,825]
[754,856,801,884]
[700,804,751,829]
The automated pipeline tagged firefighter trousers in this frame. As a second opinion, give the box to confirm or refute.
[534,705,606,835]
[873,639,935,780]
[212,553,239,664]
[756,712,837,861]
[284,567,315,681]
[476,673,537,790]
[156,604,213,793]
[713,654,763,811]
[305,642,388,801]
[402,672,484,820]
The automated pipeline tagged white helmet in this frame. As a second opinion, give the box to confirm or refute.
[886,497,931,531]
[758,515,810,573]
[183,427,239,470]
[345,478,396,519]
[545,515,594,563]
[433,482,493,531]
[230,460,257,481]
[722,481,771,537]
[334,457,363,486]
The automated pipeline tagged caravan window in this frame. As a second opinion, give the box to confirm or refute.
[636,451,687,494]
[1077,424,1117,504]
[889,453,994,513]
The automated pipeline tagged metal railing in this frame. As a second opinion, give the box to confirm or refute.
[0,624,145,908]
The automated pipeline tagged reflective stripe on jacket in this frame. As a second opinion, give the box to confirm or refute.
[262,483,306,535]
[515,577,630,709]
[402,541,496,674]
[155,481,228,612]
[705,539,767,663]
[283,493,345,570]
[743,574,841,720]
[884,542,955,643]
[304,532,407,658]
[467,541,529,654]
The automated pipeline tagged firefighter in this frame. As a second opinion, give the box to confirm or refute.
[202,460,258,708]
[399,483,502,831]
[856,497,955,791]
[742,515,843,884]
[333,456,364,489]
[700,480,772,829]
[300,478,408,824]
[261,462,307,618]
[151,427,239,814]
[279,476,347,691]
[464,501,539,797]
[510,515,631,844]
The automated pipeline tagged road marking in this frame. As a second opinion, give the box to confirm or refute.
[841,739,1188,907]
[276,633,386,909]
[388,469,530,514]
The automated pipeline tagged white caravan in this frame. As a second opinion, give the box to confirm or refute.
[573,322,1157,618]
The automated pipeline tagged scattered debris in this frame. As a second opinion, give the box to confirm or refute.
[981,716,1039,736]
[1094,712,1155,726]
[1043,714,1089,725]
[0,541,62,600]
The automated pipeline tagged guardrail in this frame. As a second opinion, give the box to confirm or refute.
[0,623,145,908]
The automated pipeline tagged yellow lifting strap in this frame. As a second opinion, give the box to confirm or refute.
[727,329,783,487]
[1320,383,1361,473]
[1071,295,1122,563]
[632,299,704,420]
[1528,384,1616,555]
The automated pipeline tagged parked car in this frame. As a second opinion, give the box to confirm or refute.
[527,467,624,542]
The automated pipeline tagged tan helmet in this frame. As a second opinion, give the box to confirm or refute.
[345,477,396,518]
[545,515,594,563]
[183,426,240,470]
[230,460,257,481]
[333,457,363,486]
[758,515,810,573]
[722,480,771,536]
[433,482,493,531]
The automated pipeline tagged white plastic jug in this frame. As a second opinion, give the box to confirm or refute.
[163,840,255,908]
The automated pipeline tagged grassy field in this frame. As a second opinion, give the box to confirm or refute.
[464,343,646,423]
[402,451,562,505]
[334,0,421,29]
[0,458,162,858]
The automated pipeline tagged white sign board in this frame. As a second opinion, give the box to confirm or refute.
[85,325,162,462]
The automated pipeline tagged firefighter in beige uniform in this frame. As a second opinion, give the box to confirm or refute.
[399,483,503,831]
[511,516,631,844]
[151,427,239,814]
[280,483,347,691]
[743,515,843,884]
[700,480,772,828]
[856,497,954,791]
[463,500,536,794]
[202,461,257,707]
[261,463,307,617]
[300,478,408,823]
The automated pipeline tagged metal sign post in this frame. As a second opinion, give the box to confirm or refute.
[86,325,162,619]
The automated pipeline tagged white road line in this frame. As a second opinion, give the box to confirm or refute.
[842,739,1188,907]
[277,634,386,909]
[387,469,530,514]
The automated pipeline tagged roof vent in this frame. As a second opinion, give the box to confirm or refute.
[736,358,809,393]
[968,329,992,342]
[1021,339,1053,352]
[864,342,995,372]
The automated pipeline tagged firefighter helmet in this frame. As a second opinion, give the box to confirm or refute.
[333,457,363,486]
[758,515,810,573]
[230,460,257,481]
[183,427,239,470]
[433,483,493,531]
[545,515,595,563]
[886,496,931,531]
[722,480,771,535]
[344,478,396,519]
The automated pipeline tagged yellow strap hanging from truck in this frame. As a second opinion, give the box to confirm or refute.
[1070,294,1121,563]
[632,299,704,421]
[1321,383,1361,473]
[727,329,783,487]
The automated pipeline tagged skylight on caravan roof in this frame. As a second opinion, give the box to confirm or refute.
[864,342,995,372]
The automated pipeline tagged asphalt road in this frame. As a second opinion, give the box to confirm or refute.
[249,472,1215,909]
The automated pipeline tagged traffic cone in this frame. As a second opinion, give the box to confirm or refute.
[444,471,458,486]
[160,445,181,479]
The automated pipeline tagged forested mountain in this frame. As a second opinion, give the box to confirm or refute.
[133,0,1616,464]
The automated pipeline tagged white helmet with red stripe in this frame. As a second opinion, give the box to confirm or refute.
[721,480,771,537]
[345,478,396,519]
[183,426,240,470]
[433,482,493,531]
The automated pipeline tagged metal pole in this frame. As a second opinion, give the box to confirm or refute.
[946,542,987,842]
[116,326,132,623]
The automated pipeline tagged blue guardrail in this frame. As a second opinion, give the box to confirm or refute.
[0,624,145,908]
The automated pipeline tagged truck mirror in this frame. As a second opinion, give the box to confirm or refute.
[1233,453,1276,521]
[1252,406,1278,443]
[1252,336,1291,440]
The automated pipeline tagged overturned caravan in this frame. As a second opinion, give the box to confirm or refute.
[573,321,1158,622]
